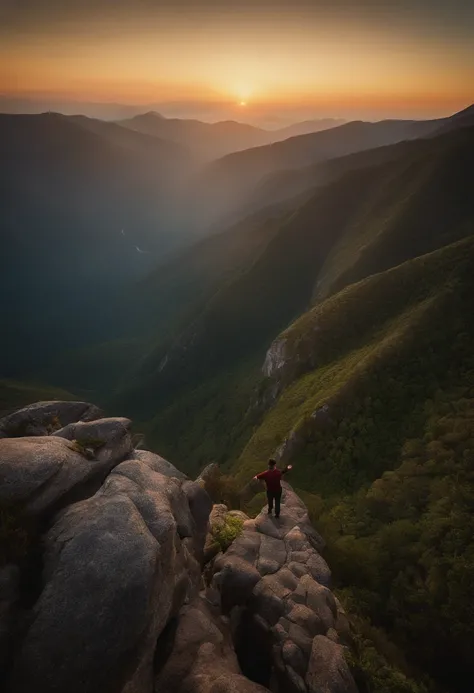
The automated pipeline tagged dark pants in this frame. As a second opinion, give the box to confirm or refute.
[267,489,282,516]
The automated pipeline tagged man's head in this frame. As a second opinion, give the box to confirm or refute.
[268,458,277,468]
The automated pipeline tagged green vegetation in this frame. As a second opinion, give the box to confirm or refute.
[317,387,474,692]
[142,360,262,478]
[236,236,474,486]
[233,237,474,691]
[199,464,243,509]
[343,608,430,693]
[315,132,474,301]
[211,514,244,552]
[112,127,474,481]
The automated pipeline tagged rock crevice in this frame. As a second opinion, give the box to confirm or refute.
[208,483,357,693]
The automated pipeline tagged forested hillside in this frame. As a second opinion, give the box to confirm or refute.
[111,125,474,473]
[189,116,444,228]
[236,237,474,692]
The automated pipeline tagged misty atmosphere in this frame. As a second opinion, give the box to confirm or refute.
[1,2,474,693]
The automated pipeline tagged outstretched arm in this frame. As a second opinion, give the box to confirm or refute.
[253,471,267,481]
[281,464,293,475]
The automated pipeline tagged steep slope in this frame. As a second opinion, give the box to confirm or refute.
[237,236,474,484]
[112,126,474,466]
[189,117,443,228]
[313,126,474,300]
[42,204,288,404]
[118,111,272,160]
[434,103,474,134]
[235,236,474,692]
[272,118,346,139]
[0,113,192,376]
[239,132,446,220]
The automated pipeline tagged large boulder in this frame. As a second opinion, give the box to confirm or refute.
[7,458,212,693]
[211,483,357,693]
[132,449,188,480]
[0,401,102,438]
[0,430,130,515]
[305,636,358,693]
[154,594,270,693]
[182,480,214,564]
[195,462,220,486]
[54,417,133,465]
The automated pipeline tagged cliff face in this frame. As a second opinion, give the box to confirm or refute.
[0,400,357,693]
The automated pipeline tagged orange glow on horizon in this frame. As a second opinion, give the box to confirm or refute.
[0,7,472,121]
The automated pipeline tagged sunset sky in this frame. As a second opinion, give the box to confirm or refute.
[0,0,473,125]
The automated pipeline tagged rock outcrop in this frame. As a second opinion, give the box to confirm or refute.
[0,401,212,693]
[0,400,357,693]
[195,462,220,486]
[154,595,269,693]
[8,454,211,693]
[209,483,357,693]
[0,417,133,517]
[0,400,102,438]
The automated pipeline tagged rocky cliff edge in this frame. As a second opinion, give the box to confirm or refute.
[0,400,357,693]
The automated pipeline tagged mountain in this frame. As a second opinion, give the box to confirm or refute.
[188,116,443,229]
[0,112,194,376]
[226,133,438,224]
[237,235,474,692]
[272,118,346,139]
[435,103,474,134]
[0,95,158,120]
[108,125,474,460]
[118,111,273,160]
[119,113,348,163]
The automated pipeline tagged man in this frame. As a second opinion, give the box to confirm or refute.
[253,459,292,518]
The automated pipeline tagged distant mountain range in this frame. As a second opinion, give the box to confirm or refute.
[117,112,347,160]
[268,117,346,139]
[117,111,271,160]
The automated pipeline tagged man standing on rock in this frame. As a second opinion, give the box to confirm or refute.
[254,458,292,519]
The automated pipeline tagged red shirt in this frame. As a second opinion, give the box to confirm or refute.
[256,468,285,493]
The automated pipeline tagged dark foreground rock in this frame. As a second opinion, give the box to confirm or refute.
[6,455,211,693]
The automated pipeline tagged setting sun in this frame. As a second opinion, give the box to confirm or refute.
[239,100,247,107]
